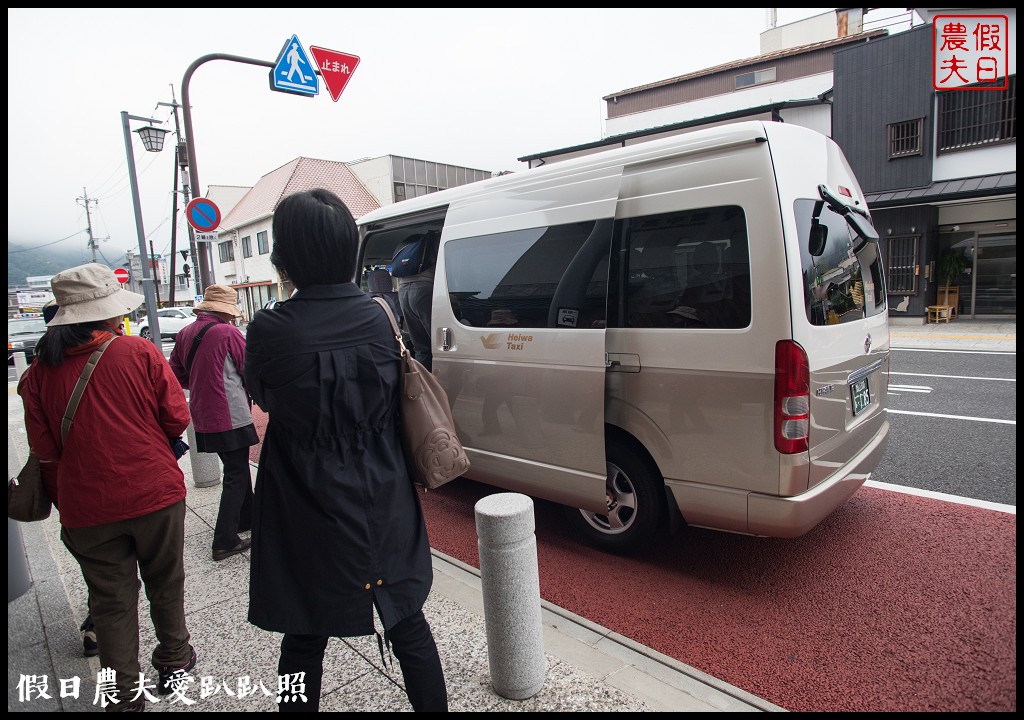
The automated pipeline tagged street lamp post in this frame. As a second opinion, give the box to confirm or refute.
[181,53,274,290]
[120,111,170,353]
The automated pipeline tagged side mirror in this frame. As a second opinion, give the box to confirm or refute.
[809,220,828,257]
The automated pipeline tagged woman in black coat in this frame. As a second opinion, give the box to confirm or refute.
[244,189,448,712]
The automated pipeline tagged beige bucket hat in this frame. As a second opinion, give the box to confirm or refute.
[195,284,241,317]
[47,263,145,326]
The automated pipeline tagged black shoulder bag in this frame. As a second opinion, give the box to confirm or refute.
[186,322,217,373]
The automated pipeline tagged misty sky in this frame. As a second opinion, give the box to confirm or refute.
[10,8,911,267]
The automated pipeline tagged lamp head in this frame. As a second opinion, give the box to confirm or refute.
[135,124,170,153]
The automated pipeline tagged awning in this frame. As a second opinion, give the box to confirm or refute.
[865,172,1016,208]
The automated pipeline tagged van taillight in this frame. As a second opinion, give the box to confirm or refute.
[774,340,809,454]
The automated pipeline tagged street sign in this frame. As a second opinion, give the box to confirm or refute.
[113,268,130,284]
[186,198,221,232]
[309,46,361,102]
[270,35,319,97]
[194,232,220,244]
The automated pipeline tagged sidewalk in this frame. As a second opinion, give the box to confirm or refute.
[888,317,1016,352]
[8,316,1014,712]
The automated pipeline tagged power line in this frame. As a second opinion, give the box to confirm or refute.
[8,230,85,253]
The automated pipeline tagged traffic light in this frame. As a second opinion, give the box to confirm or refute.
[182,263,191,278]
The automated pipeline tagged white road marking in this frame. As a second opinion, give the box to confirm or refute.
[888,408,1015,425]
[865,479,1016,514]
[889,371,1015,382]
[888,384,933,393]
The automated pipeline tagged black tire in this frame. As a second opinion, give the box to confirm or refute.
[139,327,152,340]
[564,440,665,554]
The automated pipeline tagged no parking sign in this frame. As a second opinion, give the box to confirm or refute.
[186,198,221,233]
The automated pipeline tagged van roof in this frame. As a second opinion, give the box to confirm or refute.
[357,120,795,226]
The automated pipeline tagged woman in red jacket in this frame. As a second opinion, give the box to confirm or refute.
[18,263,196,711]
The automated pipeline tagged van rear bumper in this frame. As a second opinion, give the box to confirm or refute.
[747,417,890,537]
[667,417,889,537]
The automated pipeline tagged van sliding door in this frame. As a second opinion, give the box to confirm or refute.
[435,168,621,512]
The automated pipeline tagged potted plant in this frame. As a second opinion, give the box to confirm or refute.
[937,249,967,288]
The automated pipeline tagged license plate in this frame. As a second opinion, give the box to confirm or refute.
[851,378,870,416]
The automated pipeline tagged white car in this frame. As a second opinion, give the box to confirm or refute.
[133,307,197,340]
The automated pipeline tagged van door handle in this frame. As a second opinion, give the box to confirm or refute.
[606,352,641,373]
[441,327,452,352]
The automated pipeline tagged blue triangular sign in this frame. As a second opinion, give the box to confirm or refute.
[270,35,319,97]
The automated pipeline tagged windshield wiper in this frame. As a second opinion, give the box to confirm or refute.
[818,184,878,242]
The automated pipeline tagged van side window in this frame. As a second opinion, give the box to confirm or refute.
[618,206,750,329]
[444,221,611,329]
[795,199,887,326]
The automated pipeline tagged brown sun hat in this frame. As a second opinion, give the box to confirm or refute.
[47,263,145,326]
[195,284,241,317]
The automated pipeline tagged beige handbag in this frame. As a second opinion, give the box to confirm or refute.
[372,297,469,490]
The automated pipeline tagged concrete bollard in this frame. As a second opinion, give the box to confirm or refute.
[13,351,28,380]
[185,420,221,488]
[474,492,545,700]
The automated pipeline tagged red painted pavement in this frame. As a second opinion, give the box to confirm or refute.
[250,407,1016,712]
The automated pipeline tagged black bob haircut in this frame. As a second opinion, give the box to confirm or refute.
[270,188,359,288]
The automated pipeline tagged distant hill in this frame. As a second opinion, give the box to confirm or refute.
[8,242,118,288]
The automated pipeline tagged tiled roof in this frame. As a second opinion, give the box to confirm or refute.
[865,172,1016,208]
[219,157,381,230]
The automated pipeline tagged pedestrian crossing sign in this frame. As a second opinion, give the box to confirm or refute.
[270,35,319,97]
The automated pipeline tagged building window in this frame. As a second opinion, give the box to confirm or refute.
[218,240,234,263]
[886,235,919,294]
[257,231,269,255]
[242,235,252,258]
[735,67,776,89]
[888,119,923,158]
[937,74,1016,153]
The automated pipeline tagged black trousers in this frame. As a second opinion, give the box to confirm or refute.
[277,610,448,712]
[212,447,254,552]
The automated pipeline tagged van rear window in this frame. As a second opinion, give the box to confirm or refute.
[795,199,887,326]
[619,206,751,329]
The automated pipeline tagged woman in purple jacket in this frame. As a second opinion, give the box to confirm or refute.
[169,284,258,561]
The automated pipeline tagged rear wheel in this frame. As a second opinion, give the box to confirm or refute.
[564,440,665,554]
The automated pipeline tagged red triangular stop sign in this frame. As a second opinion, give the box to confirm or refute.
[309,46,361,102]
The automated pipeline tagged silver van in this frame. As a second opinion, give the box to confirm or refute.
[357,121,890,553]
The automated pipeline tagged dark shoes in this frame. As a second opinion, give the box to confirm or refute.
[212,537,251,561]
[80,615,98,657]
[157,645,197,696]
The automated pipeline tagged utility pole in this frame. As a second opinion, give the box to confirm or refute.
[125,249,136,295]
[158,89,202,298]
[78,189,99,262]
[149,239,162,306]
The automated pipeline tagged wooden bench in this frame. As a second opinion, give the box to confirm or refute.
[927,286,959,323]
[927,305,951,323]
